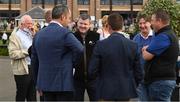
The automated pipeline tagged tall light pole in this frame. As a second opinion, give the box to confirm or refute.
[94,0,96,21]
[8,0,12,21]
[94,0,97,30]
[42,0,45,9]
[54,0,57,6]
[130,0,133,24]
[109,0,112,14]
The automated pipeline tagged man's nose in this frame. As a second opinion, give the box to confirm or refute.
[141,24,145,28]
[81,24,85,27]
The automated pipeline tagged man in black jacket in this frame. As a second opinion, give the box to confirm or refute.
[142,9,179,101]
[73,14,100,101]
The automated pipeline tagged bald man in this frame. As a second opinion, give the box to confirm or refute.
[8,15,36,101]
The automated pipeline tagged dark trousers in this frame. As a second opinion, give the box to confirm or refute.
[74,79,97,101]
[40,95,45,101]
[99,99,130,101]
[43,91,73,101]
[14,67,36,101]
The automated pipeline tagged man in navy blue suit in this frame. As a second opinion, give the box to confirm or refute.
[31,5,83,101]
[88,13,143,101]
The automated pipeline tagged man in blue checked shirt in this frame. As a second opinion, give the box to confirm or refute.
[142,9,179,101]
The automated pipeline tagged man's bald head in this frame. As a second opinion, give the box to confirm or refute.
[20,15,33,24]
[20,15,34,34]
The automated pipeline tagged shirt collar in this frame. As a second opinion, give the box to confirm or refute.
[50,20,63,27]
[140,29,153,39]
[117,31,130,39]
[44,22,49,26]
[155,25,171,35]
[19,28,33,38]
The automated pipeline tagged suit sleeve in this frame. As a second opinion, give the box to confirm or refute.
[64,33,84,66]
[133,44,143,86]
[88,42,101,80]
[31,38,39,85]
[8,33,29,60]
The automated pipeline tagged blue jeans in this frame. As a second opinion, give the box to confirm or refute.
[147,80,176,102]
[137,83,148,101]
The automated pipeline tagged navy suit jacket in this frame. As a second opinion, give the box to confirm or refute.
[31,23,83,91]
[88,32,143,100]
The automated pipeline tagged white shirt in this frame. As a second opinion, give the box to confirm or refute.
[140,29,153,39]
[97,28,110,40]
[44,22,49,27]
[117,31,130,39]
[50,20,63,27]
[16,29,33,65]
[2,33,7,40]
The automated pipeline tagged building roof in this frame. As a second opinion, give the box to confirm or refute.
[15,6,45,20]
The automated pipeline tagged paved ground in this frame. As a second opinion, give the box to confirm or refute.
[0,56,89,101]
[0,56,15,101]
[0,56,178,101]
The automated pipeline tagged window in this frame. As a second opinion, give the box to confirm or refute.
[0,0,20,4]
[100,0,143,5]
[56,0,67,4]
[101,0,130,5]
[0,10,20,18]
[80,10,88,14]
[112,0,130,5]
[32,0,42,4]
[100,0,109,5]
[78,0,89,5]
[133,0,143,5]
[32,0,67,4]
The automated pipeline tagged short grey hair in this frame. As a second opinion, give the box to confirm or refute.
[20,15,32,24]
[52,4,69,19]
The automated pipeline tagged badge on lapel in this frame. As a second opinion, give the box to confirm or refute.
[89,41,95,45]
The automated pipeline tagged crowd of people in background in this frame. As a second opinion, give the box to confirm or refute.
[0,20,15,31]
[7,4,179,102]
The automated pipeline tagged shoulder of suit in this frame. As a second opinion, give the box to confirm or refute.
[128,39,138,47]
[73,31,80,38]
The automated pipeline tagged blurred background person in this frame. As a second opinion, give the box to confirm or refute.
[33,20,41,33]
[2,31,8,44]
[43,10,52,28]
[97,15,110,40]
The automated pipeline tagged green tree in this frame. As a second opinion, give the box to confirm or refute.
[138,0,180,36]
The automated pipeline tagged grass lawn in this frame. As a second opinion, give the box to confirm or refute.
[0,40,9,56]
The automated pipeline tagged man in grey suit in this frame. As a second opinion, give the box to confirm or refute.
[88,13,143,101]
[31,5,83,101]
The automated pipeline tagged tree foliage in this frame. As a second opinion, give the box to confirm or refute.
[138,0,180,36]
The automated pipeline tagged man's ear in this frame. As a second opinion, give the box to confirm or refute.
[60,14,66,21]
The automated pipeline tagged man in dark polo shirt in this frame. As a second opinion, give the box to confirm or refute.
[142,9,179,101]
